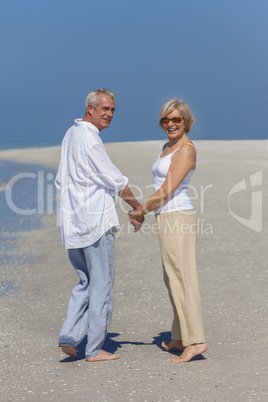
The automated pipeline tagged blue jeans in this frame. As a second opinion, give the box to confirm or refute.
[58,230,115,358]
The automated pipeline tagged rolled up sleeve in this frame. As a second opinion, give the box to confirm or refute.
[86,143,128,195]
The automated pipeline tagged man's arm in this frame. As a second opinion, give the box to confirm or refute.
[118,185,141,210]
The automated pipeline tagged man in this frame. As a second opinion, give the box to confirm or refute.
[55,88,142,362]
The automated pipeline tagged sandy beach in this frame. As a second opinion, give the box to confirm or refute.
[0,140,267,402]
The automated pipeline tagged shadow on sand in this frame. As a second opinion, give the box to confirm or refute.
[60,331,206,362]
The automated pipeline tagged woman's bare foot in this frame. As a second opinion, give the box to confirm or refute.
[86,350,120,362]
[61,345,77,357]
[171,343,207,363]
[161,340,184,352]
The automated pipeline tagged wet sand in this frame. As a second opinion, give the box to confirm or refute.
[0,140,267,401]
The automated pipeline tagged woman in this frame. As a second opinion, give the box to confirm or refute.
[129,99,207,363]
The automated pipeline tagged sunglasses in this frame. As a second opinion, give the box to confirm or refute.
[161,117,183,124]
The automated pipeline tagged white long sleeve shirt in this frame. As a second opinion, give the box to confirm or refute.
[55,119,128,249]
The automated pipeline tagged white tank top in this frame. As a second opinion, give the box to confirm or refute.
[152,143,196,214]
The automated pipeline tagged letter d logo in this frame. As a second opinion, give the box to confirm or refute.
[228,171,262,232]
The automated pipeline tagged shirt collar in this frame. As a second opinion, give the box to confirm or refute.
[74,119,100,135]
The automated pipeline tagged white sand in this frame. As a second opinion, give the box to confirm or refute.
[0,145,62,168]
[1,140,267,401]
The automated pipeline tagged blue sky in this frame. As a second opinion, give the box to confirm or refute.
[1,0,268,147]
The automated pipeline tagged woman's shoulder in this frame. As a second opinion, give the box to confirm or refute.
[171,142,196,165]
[180,142,196,153]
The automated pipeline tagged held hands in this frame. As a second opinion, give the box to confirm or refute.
[128,206,145,232]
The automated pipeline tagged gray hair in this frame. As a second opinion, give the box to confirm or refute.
[85,88,116,112]
[159,98,195,134]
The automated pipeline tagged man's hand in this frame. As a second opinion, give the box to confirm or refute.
[128,207,145,232]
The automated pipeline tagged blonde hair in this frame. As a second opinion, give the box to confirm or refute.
[159,99,195,134]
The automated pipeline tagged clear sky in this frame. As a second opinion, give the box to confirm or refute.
[1,0,268,147]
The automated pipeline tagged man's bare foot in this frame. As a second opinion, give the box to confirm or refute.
[61,345,77,357]
[86,350,120,362]
[161,340,184,352]
[171,343,207,363]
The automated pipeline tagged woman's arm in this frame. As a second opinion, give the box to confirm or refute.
[129,145,196,222]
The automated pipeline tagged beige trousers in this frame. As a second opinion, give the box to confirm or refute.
[157,210,205,346]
